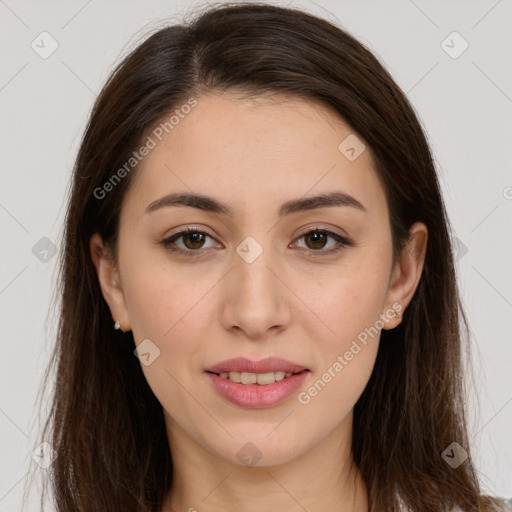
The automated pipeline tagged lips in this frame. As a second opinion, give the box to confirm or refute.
[204,356,309,375]
[206,369,310,408]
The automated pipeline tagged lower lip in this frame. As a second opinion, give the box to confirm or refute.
[205,370,309,409]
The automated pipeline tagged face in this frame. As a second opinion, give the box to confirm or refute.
[91,91,427,469]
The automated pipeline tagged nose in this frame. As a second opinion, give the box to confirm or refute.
[219,239,292,340]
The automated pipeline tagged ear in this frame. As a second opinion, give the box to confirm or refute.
[89,233,131,332]
[382,221,428,330]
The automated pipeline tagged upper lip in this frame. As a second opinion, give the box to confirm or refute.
[205,357,309,374]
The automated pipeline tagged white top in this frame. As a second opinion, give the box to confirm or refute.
[490,498,512,511]
[398,498,512,511]
[453,498,512,512]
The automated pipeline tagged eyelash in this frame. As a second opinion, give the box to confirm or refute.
[160,227,354,258]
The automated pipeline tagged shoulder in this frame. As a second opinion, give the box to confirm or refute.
[446,497,512,512]
[399,497,512,511]
[476,497,512,512]
[498,497,512,511]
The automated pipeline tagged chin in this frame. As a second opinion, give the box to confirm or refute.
[209,431,308,469]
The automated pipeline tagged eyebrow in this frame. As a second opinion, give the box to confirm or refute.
[144,191,366,217]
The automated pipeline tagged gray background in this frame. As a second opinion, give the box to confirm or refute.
[1,0,511,510]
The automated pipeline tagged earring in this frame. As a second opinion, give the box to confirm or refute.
[393,311,400,318]
[114,320,131,335]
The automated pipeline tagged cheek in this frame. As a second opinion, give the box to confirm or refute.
[123,264,212,422]
[122,254,209,341]
[121,257,218,382]
[296,280,384,425]
[297,251,391,400]
[301,252,391,350]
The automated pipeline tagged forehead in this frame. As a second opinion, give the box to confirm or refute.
[122,92,387,220]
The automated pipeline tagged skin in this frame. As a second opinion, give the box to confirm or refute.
[90,91,428,512]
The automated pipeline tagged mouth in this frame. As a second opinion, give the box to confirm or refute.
[205,369,310,408]
[204,356,310,407]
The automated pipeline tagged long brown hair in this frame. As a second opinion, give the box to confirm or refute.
[29,2,503,511]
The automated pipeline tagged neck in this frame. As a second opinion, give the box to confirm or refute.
[161,411,369,512]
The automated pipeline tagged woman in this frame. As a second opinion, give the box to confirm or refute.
[35,2,511,511]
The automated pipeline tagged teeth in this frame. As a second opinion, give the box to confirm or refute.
[218,371,295,385]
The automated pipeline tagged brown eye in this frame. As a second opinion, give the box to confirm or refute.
[161,228,219,257]
[304,230,329,250]
[293,228,354,256]
[181,231,206,250]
